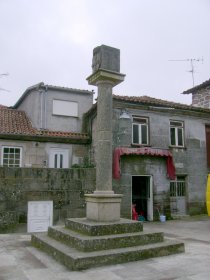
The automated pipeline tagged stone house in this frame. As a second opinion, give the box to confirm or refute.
[182,78,210,109]
[0,82,93,169]
[84,93,210,220]
[182,78,210,169]
[1,79,210,225]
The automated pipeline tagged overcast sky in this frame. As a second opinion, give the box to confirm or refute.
[0,0,210,106]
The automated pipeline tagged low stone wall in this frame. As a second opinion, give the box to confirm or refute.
[0,211,17,233]
[0,167,96,232]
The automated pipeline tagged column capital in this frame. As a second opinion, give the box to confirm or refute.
[86,69,125,87]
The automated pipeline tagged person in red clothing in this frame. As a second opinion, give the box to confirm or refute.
[132,204,138,220]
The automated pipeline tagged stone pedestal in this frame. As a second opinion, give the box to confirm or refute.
[85,192,122,222]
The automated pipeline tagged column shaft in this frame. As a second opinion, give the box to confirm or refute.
[96,81,113,192]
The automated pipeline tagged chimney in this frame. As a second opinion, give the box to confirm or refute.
[182,79,210,109]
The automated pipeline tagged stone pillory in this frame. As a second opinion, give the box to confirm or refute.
[86,45,125,222]
[31,46,185,270]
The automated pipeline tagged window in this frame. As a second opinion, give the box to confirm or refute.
[170,175,187,215]
[2,147,22,167]
[53,100,78,117]
[132,117,149,145]
[170,176,186,197]
[170,121,184,147]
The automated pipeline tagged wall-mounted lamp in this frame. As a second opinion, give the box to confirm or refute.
[119,110,131,119]
[43,160,47,167]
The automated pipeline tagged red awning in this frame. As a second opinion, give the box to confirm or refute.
[113,147,176,180]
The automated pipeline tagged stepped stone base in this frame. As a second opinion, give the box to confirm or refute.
[31,218,185,271]
[65,218,143,235]
[47,226,163,252]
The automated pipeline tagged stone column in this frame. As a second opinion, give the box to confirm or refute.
[95,80,113,194]
[85,45,125,222]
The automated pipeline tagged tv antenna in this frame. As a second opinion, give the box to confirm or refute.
[169,58,203,87]
[0,73,9,92]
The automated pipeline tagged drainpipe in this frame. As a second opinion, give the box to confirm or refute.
[44,85,48,129]
[39,89,44,129]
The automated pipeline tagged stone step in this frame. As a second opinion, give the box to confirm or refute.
[65,217,143,236]
[31,233,184,271]
[48,226,164,252]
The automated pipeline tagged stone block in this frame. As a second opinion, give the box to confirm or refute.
[92,45,120,73]
[85,193,122,222]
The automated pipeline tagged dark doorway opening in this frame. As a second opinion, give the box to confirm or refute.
[132,176,151,221]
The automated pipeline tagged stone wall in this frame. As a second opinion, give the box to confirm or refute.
[0,140,88,169]
[113,156,171,219]
[0,167,96,232]
[111,105,209,217]
[16,86,93,132]
[192,86,210,108]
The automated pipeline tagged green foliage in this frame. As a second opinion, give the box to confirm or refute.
[0,211,18,233]
[72,157,95,169]
[71,164,81,168]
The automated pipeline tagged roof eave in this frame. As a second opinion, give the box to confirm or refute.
[182,80,210,95]
[13,83,94,109]
[0,133,91,144]
[113,97,210,115]
[13,82,44,108]
[44,84,93,95]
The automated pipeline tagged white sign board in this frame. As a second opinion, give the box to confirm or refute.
[27,201,53,233]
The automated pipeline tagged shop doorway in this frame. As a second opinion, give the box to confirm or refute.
[132,176,153,221]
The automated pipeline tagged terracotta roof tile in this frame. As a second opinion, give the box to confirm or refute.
[37,130,89,139]
[113,94,185,107]
[85,94,210,116]
[113,94,210,112]
[0,107,37,135]
[0,107,89,140]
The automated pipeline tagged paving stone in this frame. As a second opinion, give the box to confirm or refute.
[0,217,209,279]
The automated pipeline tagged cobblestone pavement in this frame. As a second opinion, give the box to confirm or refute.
[0,216,209,280]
